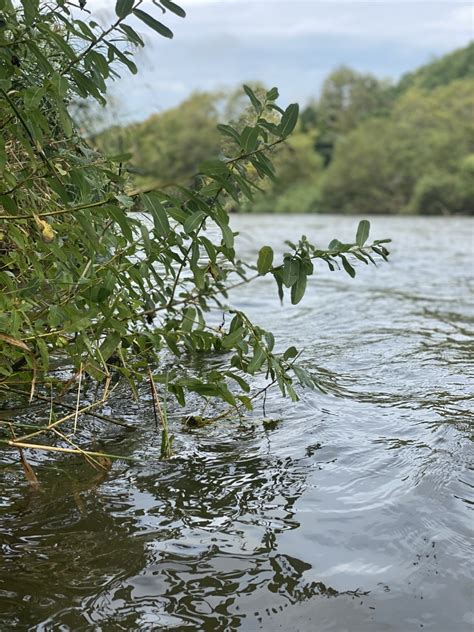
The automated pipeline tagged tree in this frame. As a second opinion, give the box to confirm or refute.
[0,1,389,463]
[239,131,324,213]
[321,79,474,214]
[310,66,393,166]
[94,91,222,190]
[395,42,474,94]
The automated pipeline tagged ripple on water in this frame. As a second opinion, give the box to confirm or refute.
[1,215,473,631]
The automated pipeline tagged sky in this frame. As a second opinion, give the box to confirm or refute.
[86,0,473,123]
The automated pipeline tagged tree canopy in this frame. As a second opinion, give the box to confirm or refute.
[321,79,474,215]
[97,43,474,216]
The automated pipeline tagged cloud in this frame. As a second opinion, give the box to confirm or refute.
[83,1,473,122]
[86,1,473,48]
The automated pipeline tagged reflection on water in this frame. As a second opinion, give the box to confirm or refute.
[1,215,473,631]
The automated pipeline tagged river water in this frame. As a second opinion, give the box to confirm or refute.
[1,215,473,631]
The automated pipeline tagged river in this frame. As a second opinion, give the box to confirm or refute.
[1,215,473,631]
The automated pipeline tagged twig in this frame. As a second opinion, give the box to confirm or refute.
[0,386,135,430]
[73,363,83,434]
[2,439,134,461]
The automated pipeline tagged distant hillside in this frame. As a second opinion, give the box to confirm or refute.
[95,44,474,215]
[396,42,474,94]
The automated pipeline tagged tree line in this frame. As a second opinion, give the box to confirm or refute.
[96,42,474,215]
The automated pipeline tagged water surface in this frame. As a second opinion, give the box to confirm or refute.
[1,215,473,631]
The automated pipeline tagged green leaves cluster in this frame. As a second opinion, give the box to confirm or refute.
[256,221,388,305]
[0,1,390,442]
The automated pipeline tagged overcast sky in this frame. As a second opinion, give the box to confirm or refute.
[86,1,473,122]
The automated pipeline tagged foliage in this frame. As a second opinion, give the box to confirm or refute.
[302,66,393,166]
[409,168,474,216]
[395,42,474,94]
[320,80,474,214]
[95,42,474,216]
[238,131,324,213]
[94,91,222,190]
[0,1,389,459]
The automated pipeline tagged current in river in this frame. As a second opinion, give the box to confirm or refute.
[1,215,473,631]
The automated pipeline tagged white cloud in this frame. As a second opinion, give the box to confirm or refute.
[82,1,473,121]
[85,1,473,47]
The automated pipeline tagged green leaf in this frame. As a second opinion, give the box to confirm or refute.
[222,327,245,349]
[167,206,189,224]
[0,136,5,172]
[107,205,133,242]
[237,395,253,411]
[160,0,186,18]
[107,43,138,74]
[182,307,196,332]
[200,236,216,262]
[247,346,266,375]
[265,331,275,352]
[273,270,284,304]
[36,339,49,372]
[70,69,105,104]
[240,126,259,153]
[184,211,205,234]
[278,103,299,138]
[220,223,234,249]
[115,0,134,18]
[21,0,38,25]
[266,87,279,101]
[291,268,307,305]
[217,124,240,144]
[340,255,356,278]
[192,264,205,289]
[293,366,315,390]
[100,332,121,362]
[356,220,370,247]
[257,245,274,274]
[243,84,262,112]
[57,103,73,137]
[328,239,347,253]
[283,346,298,360]
[140,225,151,256]
[283,257,300,287]
[119,24,145,47]
[142,192,170,237]
[225,371,251,392]
[133,8,174,38]
[50,72,69,98]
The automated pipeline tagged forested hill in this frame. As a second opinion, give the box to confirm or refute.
[395,42,474,94]
[95,43,474,215]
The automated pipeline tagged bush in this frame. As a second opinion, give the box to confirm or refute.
[0,1,389,462]
[409,170,474,215]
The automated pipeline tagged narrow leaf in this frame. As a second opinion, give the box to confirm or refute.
[133,8,174,38]
[142,192,170,236]
[115,0,134,18]
[356,220,370,247]
[340,255,356,278]
[243,84,262,112]
[184,211,205,235]
[222,327,245,349]
[278,103,299,137]
[240,126,259,153]
[160,0,186,17]
[283,258,300,287]
[291,269,307,305]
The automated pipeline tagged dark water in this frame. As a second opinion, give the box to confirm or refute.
[1,215,473,631]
